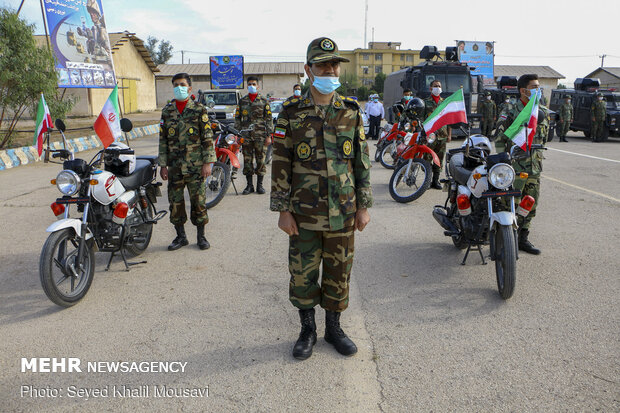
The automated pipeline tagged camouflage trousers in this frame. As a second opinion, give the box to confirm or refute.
[514,175,540,230]
[242,138,267,176]
[481,120,494,138]
[288,224,355,312]
[591,120,605,141]
[167,168,208,226]
[428,139,447,174]
[558,119,570,137]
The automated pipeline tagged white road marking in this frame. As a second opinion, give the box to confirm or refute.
[542,175,620,204]
[547,147,620,163]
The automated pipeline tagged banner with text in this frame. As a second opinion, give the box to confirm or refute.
[209,56,244,89]
[456,40,494,85]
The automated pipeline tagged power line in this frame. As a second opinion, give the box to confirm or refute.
[172,50,305,58]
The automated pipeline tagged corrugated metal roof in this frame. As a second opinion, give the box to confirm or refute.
[156,62,305,77]
[494,65,564,79]
[585,67,620,79]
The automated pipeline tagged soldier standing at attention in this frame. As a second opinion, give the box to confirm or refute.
[271,37,372,360]
[558,96,573,142]
[481,91,497,137]
[235,76,274,194]
[159,73,215,251]
[495,74,549,255]
[498,96,510,115]
[424,80,451,189]
[590,92,607,142]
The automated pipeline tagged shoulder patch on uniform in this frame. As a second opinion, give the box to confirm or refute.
[201,114,209,123]
[277,117,289,127]
[274,127,286,139]
[266,104,271,110]
[342,97,360,108]
[359,128,366,141]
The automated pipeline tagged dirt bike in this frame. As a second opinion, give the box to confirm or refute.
[40,119,166,307]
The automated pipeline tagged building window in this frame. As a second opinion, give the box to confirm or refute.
[400,55,405,62]
[363,78,374,86]
[375,66,382,74]
[362,53,370,61]
[362,66,369,75]
[406,55,413,62]
[375,53,382,61]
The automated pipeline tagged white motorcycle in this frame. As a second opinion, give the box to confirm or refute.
[39,118,166,307]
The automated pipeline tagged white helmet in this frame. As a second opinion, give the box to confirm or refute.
[105,141,136,175]
[462,134,492,154]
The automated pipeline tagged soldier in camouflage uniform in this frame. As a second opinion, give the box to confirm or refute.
[235,76,274,194]
[271,37,372,360]
[424,80,452,189]
[495,74,549,255]
[480,91,497,138]
[159,73,216,251]
[558,96,573,142]
[498,97,510,117]
[590,92,607,142]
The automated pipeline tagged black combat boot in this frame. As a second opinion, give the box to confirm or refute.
[242,174,254,195]
[430,171,442,189]
[196,225,210,250]
[168,224,189,251]
[325,310,357,356]
[560,135,568,142]
[255,175,266,194]
[293,308,317,360]
[518,229,541,255]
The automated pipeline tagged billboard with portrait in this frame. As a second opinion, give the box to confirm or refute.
[43,0,116,88]
[210,56,244,89]
[456,40,494,85]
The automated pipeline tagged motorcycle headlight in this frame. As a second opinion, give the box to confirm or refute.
[488,163,515,190]
[225,134,236,145]
[226,112,234,119]
[404,122,411,131]
[427,133,436,144]
[56,170,81,196]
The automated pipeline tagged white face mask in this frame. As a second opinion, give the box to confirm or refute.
[598,97,604,101]
[431,87,441,96]
[487,96,491,100]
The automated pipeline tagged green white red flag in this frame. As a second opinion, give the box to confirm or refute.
[422,88,468,136]
[502,88,541,151]
[94,85,121,148]
[34,93,53,156]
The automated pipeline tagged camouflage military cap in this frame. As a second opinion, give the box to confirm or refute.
[596,92,603,97]
[485,91,491,96]
[306,37,350,64]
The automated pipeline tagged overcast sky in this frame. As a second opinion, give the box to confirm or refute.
[6,0,620,85]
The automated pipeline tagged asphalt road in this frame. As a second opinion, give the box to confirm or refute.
[0,132,618,412]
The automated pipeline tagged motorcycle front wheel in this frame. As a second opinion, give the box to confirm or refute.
[379,144,398,169]
[388,158,432,203]
[39,228,95,307]
[374,142,384,162]
[205,161,231,209]
[494,225,517,299]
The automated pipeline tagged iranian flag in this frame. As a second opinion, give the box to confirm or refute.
[94,85,121,148]
[423,88,468,136]
[503,88,541,151]
[34,93,53,156]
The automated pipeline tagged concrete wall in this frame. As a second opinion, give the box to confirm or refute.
[595,71,620,90]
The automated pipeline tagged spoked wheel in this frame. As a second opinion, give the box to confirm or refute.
[388,158,432,203]
[205,161,231,209]
[39,228,95,307]
[374,143,383,162]
[494,225,517,300]
[380,143,398,169]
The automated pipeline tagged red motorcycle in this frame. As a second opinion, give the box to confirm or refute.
[378,122,408,169]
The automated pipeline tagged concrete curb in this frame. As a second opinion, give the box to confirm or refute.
[0,124,159,171]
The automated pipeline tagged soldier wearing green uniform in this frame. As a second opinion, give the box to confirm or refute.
[159,73,215,251]
[495,74,549,255]
[590,92,607,142]
[481,91,497,138]
[424,80,452,189]
[271,37,372,360]
[498,97,510,118]
[235,76,273,194]
[558,96,573,142]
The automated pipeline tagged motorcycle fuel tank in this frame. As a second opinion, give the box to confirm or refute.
[91,170,125,205]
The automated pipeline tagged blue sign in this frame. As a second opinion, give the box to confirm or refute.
[210,56,244,89]
[456,40,494,84]
[43,0,116,88]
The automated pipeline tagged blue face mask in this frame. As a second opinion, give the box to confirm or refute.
[294,89,301,96]
[404,95,412,102]
[311,71,341,95]
[248,85,257,94]
[174,86,189,101]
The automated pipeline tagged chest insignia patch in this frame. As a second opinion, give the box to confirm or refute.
[296,142,312,160]
[342,139,353,156]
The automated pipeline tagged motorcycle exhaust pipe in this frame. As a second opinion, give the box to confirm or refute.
[432,207,459,235]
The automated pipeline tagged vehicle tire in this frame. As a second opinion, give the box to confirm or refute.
[374,144,383,162]
[265,144,273,164]
[547,125,554,141]
[583,130,590,139]
[124,202,154,257]
[494,225,516,300]
[380,144,397,169]
[39,228,95,307]
[205,161,231,209]
[388,158,432,203]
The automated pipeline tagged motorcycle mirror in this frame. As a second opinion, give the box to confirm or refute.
[54,119,66,132]
[206,99,215,109]
[120,118,133,132]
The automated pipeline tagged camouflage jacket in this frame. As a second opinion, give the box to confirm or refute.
[158,99,216,174]
[590,100,606,121]
[234,94,274,140]
[559,102,573,122]
[495,99,550,177]
[270,93,373,231]
[423,97,449,139]
[481,99,497,121]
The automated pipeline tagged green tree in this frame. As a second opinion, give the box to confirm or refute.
[337,72,360,96]
[356,86,369,101]
[374,73,386,94]
[0,9,74,149]
[301,78,311,95]
[145,36,174,65]
[556,84,567,89]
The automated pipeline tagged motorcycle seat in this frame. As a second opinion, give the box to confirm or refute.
[448,152,475,186]
[136,155,158,165]
[117,159,154,190]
